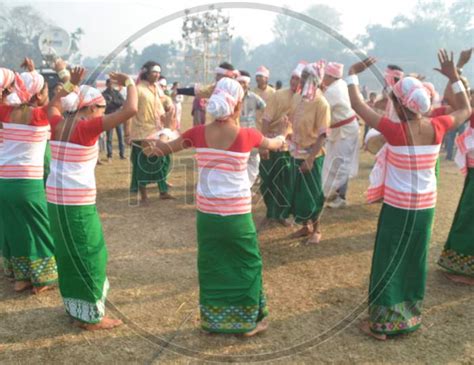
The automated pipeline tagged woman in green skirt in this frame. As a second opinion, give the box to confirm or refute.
[47,67,137,330]
[148,77,288,336]
[0,61,57,293]
[347,50,472,340]
[438,108,474,285]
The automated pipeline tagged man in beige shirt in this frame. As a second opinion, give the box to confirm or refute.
[259,62,306,226]
[126,61,175,204]
[253,66,275,131]
[287,61,331,244]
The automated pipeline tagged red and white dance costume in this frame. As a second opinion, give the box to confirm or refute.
[182,125,263,215]
[367,116,453,208]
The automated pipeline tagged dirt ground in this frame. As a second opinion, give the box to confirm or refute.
[0,101,473,364]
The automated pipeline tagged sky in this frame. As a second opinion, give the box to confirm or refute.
[9,0,451,58]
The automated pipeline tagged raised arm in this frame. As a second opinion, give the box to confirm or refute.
[347,57,384,130]
[434,49,472,129]
[102,72,138,132]
[53,58,71,83]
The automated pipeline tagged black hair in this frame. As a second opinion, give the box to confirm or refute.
[219,62,234,71]
[387,64,403,72]
[140,61,161,80]
[276,80,282,88]
[106,79,111,85]
[239,70,250,77]
[369,91,377,97]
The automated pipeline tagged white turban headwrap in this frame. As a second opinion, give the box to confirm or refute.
[215,66,239,79]
[61,92,80,113]
[392,77,431,115]
[206,78,244,120]
[14,71,45,103]
[77,85,106,110]
[0,68,15,90]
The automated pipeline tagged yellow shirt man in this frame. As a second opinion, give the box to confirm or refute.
[262,87,294,137]
[288,89,331,159]
[253,85,275,131]
[130,81,165,140]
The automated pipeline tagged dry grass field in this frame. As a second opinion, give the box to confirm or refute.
[1,100,473,364]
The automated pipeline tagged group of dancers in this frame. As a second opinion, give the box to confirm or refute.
[0,46,472,339]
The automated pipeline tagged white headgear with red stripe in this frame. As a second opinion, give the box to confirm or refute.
[301,60,326,101]
[0,68,15,90]
[14,71,45,103]
[392,77,431,114]
[215,66,239,79]
[256,66,270,79]
[77,85,106,110]
[325,62,344,79]
[206,78,244,120]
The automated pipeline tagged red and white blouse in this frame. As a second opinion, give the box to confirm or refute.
[0,105,50,179]
[46,116,103,205]
[367,115,453,210]
[182,125,263,216]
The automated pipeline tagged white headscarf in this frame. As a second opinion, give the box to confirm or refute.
[392,77,431,114]
[77,85,106,110]
[14,71,45,103]
[61,92,80,113]
[206,78,244,120]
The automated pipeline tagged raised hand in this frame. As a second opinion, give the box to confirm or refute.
[70,67,86,86]
[457,48,472,69]
[20,57,35,72]
[54,58,68,73]
[349,57,377,75]
[434,49,459,82]
[109,72,130,87]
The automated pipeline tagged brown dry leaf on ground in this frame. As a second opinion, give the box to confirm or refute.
[0,101,473,364]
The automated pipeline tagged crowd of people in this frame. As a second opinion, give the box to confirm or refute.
[0,47,472,340]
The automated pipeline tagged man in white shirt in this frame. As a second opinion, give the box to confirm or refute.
[321,62,360,208]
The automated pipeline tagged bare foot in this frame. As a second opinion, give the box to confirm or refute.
[74,317,123,331]
[307,231,322,245]
[14,280,32,292]
[444,272,474,285]
[290,225,313,238]
[256,217,273,232]
[243,320,269,337]
[139,199,150,207]
[32,285,55,295]
[278,218,293,227]
[167,182,174,188]
[160,192,176,200]
[358,320,387,341]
